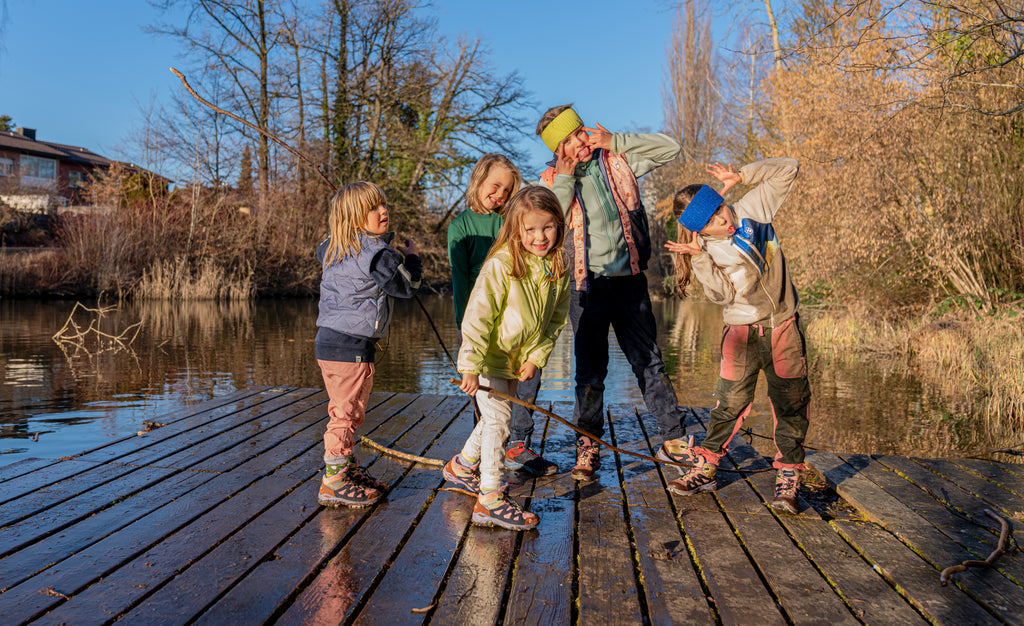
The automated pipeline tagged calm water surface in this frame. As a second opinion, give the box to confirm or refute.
[0,295,972,467]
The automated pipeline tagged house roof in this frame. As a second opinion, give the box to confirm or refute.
[0,130,117,167]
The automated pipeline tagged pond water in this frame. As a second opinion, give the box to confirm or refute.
[0,295,978,467]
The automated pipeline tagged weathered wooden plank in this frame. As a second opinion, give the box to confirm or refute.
[0,458,115,507]
[274,403,478,625]
[849,454,1024,585]
[912,457,1024,518]
[781,517,929,624]
[680,507,787,625]
[193,396,470,625]
[118,480,322,625]
[5,473,308,625]
[499,497,574,626]
[954,458,1024,500]
[73,386,300,463]
[807,452,924,531]
[612,407,715,624]
[498,403,577,626]
[0,456,61,483]
[835,520,1002,625]
[0,469,213,592]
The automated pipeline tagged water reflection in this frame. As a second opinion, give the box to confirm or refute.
[0,295,997,466]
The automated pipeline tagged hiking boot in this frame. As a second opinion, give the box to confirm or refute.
[571,436,601,481]
[771,469,800,515]
[442,454,481,497]
[504,441,558,476]
[318,464,386,508]
[667,461,717,496]
[656,435,700,476]
[472,489,539,531]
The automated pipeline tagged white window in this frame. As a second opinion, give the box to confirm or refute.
[0,157,13,176]
[20,155,57,189]
[69,171,87,188]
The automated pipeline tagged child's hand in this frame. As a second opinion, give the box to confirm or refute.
[459,372,479,396]
[514,361,538,382]
[397,238,419,256]
[707,162,741,195]
[664,231,703,256]
[584,123,612,152]
[555,142,580,175]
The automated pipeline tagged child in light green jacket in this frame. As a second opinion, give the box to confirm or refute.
[444,186,571,531]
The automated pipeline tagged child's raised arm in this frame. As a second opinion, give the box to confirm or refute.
[369,243,422,298]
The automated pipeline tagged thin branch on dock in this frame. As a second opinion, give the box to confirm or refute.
[360,436,444,467]
[939,509,1011,586]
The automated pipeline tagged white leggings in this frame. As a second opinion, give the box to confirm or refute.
[460,374,517,492]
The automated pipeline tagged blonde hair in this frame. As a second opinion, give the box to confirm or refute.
[670,185,703,297]
[489,186,567,281]
[466,154,522,215]
[323,181,387,268]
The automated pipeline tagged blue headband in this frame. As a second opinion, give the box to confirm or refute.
[678,185,724,232]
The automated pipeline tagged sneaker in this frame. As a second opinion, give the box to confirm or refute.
[771,469,800,514]
[656,435,700,476]
[442,454,481,497]
[667,461,717,496]
[571,436,601,481]
[504,441,558,476]
[472,489,539,531]
[318,465,386,508]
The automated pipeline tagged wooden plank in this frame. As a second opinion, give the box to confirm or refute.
[835,520,1003,625]
[274,402,478,625]
[192,396,470,625]
[499,402,577,625]
[118,480,322,625]
[0,456,61,483]
[0,458,116,506]
[680,507,787,625]
[781,517,929,624]
[4,473,309,625]
[954,458,1024,500]
[72,386,300,463]
[848,454,1024,585]
[614,407,715,624]
[807,452,923,530]
[912,457,1024,518]
[0,469,213,591]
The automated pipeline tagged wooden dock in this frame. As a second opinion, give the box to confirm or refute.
[0,387,1021,625]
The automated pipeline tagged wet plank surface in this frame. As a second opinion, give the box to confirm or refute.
[1,387,1021,625]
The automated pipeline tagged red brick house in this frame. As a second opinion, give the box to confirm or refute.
[0,127,161,211]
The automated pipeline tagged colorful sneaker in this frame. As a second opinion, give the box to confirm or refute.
[771,469,800,515]
[472,489,539,531]
[442,454,481,497]
[668,461,718,496]
[656,435,700,476]
[504,441,558,476]
[571,436,601,481]
[318,465,385,508]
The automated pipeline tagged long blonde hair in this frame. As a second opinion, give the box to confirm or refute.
[489,186,567,281]
[323,181,387,268]
[466,154,522,215]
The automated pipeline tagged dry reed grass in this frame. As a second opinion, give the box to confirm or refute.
[806,309,1024,436]
[132,257,254,300]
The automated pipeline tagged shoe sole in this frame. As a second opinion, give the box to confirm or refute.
[442,467,479,497]
[471,511,538,531]
[656,447,688,476]
[667,481,717,496]
[317,495,381,508]
[570,470,598,482]
[771,499,799,515]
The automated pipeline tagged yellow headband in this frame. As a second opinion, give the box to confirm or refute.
[540,108,583,152]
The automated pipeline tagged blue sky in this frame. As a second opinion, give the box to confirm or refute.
[0,0,694,172]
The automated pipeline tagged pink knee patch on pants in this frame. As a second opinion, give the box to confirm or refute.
[720,325,748,381]
[771,317,806,379]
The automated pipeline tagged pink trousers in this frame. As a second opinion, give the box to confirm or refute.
[318,359,374,464]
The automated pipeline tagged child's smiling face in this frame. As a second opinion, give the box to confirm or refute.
[477,166,516,212]
[520,208,558,258]
[363,204,389,235]
[559,127,593,163]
